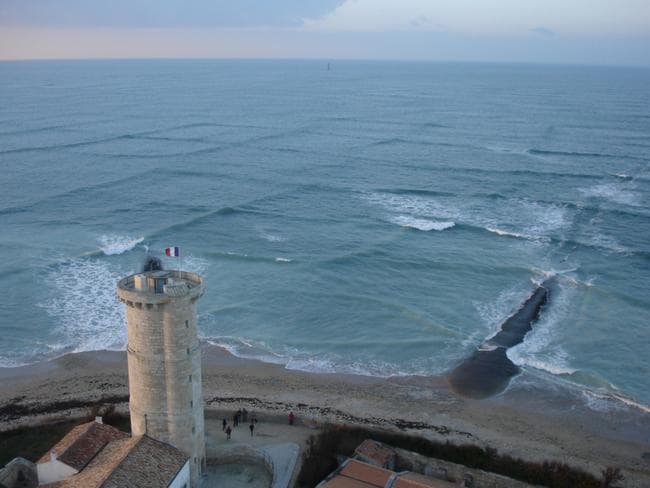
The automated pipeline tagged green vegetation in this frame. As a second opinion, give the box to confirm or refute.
[0,419,79,467]
[0,408,129,467]
[297,424,623,488]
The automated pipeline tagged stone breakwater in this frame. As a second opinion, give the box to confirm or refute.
[447,278,555,398]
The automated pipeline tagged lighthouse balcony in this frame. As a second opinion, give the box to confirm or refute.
[117,270,204,305]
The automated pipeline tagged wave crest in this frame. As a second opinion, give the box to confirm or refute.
[99,235,144,255]
[392,216,455,231]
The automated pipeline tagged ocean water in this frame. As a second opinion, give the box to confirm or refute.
[0,60,648,409]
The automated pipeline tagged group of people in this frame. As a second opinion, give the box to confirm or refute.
[222,408,257,440]
[222,409,297,440]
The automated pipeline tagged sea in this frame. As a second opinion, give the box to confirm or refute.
[0,60,648,412]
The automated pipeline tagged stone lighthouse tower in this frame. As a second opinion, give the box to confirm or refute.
[117,269,205,486]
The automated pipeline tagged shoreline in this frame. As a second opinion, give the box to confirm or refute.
[1,345,649,485]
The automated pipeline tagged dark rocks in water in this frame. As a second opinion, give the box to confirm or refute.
[142,256,163,273]
[490,284,549,349]
[447,347,520,399]
[447,277,555,399]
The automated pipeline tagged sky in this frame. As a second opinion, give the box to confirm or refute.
[1,0,649,65]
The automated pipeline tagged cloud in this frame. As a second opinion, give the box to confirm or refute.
[530,26,555,37]
[303,0,650,35]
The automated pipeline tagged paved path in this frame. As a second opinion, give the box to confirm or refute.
[204,416,314,488]
[205,416,315,449]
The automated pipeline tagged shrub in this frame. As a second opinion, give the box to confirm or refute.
[297,424,609,488]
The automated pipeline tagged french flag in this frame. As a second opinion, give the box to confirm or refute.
[165,246,180,257]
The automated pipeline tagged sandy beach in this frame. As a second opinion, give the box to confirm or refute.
[1,345,649,486]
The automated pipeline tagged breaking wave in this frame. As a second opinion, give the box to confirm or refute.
[391,216,455,231]
[99,235,144,255]
[39,258,129,355]
[579,183,641,207]
[485,228,542,241]
[204,337,434,377]
[260,231,287,242]
[506,277,575,379]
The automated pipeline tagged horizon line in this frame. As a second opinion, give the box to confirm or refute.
[1,56,649,69]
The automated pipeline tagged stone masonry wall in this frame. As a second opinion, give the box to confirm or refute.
[118,271,205,487]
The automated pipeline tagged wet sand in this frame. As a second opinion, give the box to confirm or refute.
[1,345,649,486]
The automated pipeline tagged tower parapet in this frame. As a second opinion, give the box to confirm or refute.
[117,270,205,486]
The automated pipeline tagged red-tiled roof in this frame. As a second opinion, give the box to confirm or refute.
[394,473,456,488]
[354,439,396,469]
[319,459,458,488]
[38,421,128,471]
[320,477,378,488]
[340,460,393,487]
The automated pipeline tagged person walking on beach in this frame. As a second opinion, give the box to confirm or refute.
[249,421,254,437]
[242,408,248,423]
[226,425,232,440]
[222,418,227,431]
[233,411,239,427]
[288,411,295,425]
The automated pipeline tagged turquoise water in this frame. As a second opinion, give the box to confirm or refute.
[0,60,648,408]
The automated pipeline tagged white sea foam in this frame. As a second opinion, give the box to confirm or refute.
[391,215,455,231]
[284,355,416,378]
[275,257,292,262]
[473,285,528,342]
[205,336,287,365]
[0,341,71,368]
[363,192,459,220]
[486,227,527,239]
[580,182,641,206]
[169,255,209,274]
[507,279,575,378]
[610,393,650,414]
[260,231,286,242]
[519,200,569,236]
[563,275,596,288]
[206,336,430,378]
[485,227,543,241]
[98,234,144,255]
[587,233,629,254]
[513,355,577,376]
[580,389,650,414]
[528,268,562,286]
[285,356,338,374]
[364,191,569,242]
[40,258,129,355]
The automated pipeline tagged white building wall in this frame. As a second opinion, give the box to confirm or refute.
[37,459,77,485]
[168,461,190,488]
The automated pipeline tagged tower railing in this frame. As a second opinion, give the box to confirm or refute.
[118,270,203,291]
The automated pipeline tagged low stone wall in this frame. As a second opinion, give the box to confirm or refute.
[206,444,273,474]
[393,446,538,488]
